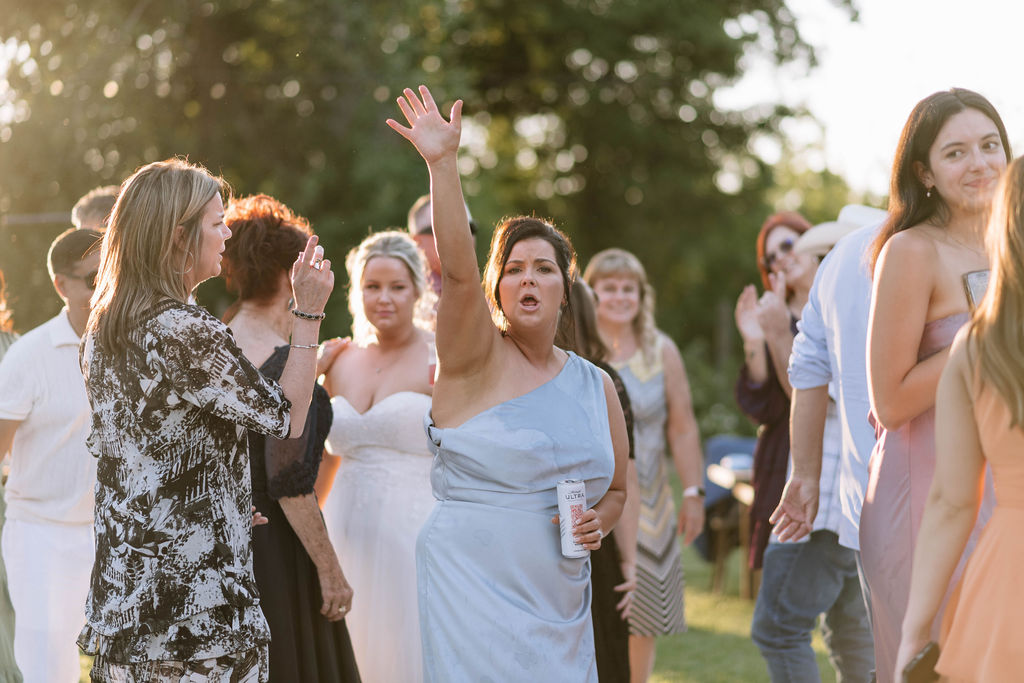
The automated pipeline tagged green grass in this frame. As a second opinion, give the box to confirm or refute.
[650,544,837,683]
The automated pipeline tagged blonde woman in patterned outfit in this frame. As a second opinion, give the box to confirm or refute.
[585,248,705,683]
[78,158,335,682]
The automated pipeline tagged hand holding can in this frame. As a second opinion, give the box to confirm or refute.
[557,479,590,558]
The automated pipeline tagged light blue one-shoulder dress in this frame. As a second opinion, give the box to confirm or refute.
[418,352,615,682]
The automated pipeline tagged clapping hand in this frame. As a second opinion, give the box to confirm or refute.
[756,272,790,338]
[386,86,463,165]
[734,284,764,344]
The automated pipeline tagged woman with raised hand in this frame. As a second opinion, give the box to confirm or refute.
[733,213,816,576]
[584,248,704,683]
[78,159,334,681]
[387,85,628,682]
[895,155,1024,683]
[861,88,1008,682]
[316,230,437,683]
[221,194,361,683]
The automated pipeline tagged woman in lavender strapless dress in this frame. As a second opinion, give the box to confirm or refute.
[860,88,1009,683]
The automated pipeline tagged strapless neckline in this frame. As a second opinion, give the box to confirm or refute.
[331,390,431,417]
[918,312,969,361]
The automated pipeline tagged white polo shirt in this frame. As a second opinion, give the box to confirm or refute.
[0,308,95,525]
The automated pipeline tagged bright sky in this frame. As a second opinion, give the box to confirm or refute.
[718,0,1024,196]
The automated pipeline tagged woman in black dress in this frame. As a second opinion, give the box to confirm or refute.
[557,278,640,682]
[222,194,361,682]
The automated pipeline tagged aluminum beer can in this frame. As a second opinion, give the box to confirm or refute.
[557,479,589,559]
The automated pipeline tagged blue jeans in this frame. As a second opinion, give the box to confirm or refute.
[751,530,874,683]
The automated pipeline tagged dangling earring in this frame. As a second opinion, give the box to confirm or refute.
[926,187,933,199]
[179,252,195,275]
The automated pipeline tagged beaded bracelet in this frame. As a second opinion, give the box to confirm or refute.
[290,308,326,321]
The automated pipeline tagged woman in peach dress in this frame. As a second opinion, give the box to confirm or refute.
[895,156,1024,683]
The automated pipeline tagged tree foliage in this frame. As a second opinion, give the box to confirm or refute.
[0,0,858,436]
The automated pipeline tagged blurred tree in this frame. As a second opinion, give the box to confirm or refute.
[0,0,858,436]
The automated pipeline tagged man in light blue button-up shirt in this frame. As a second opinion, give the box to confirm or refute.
[753,219,883,683]
[772,222,881,550]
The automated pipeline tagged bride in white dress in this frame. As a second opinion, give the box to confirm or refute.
[316,230,437,683]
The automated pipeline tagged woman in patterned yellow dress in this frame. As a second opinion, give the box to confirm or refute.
[585,248,704,683]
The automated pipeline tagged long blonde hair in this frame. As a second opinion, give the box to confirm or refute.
[969,157,1024,427]
[88,158,226,353]
[345,230,436,344]
[583,248,659,366]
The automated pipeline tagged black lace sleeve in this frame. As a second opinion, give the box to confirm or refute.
[597,361,635,460]
[259,346,333,499]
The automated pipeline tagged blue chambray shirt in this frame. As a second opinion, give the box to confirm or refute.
[787,223,882,551]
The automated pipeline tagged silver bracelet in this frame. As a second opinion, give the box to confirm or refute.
[291,308,326,321]
[289,343,318,349]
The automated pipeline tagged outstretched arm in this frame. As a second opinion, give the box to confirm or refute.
[387,86,496,377]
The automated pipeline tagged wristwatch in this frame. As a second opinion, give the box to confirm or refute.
[682,485,706,498]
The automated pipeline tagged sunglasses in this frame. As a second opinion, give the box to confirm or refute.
[763,238,796,270]
[65,270,99,289]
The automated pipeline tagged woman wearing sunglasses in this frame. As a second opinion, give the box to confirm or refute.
[733,211,817,575]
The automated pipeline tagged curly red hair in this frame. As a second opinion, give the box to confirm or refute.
[222,194,312,304]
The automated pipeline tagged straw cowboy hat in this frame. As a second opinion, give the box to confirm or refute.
[795,204,887,256]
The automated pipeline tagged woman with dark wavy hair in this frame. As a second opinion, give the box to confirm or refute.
[896,156,1024,682]
[222,194,360,683]
[862,88,1008,682]
[388,86,628,682]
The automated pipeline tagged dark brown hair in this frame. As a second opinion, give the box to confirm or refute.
[755,211,812,293]
[482,216,576,334]
[47,227,102,280]
[222,194,312,304]
[869,88,1012,271]
[554,279,609,362]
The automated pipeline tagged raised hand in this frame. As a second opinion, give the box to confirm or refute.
[290,235,335,316]
[756,272,790,338]
[386,85,463,165]
[734,284,764,344]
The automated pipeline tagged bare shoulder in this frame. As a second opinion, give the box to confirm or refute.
[324,342,370,393]
[882,224,940,263]
[659,331,685,370]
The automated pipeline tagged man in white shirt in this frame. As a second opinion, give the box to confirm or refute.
[0,228,101,683]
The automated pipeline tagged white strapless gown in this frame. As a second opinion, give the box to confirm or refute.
[324,391,435,683]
